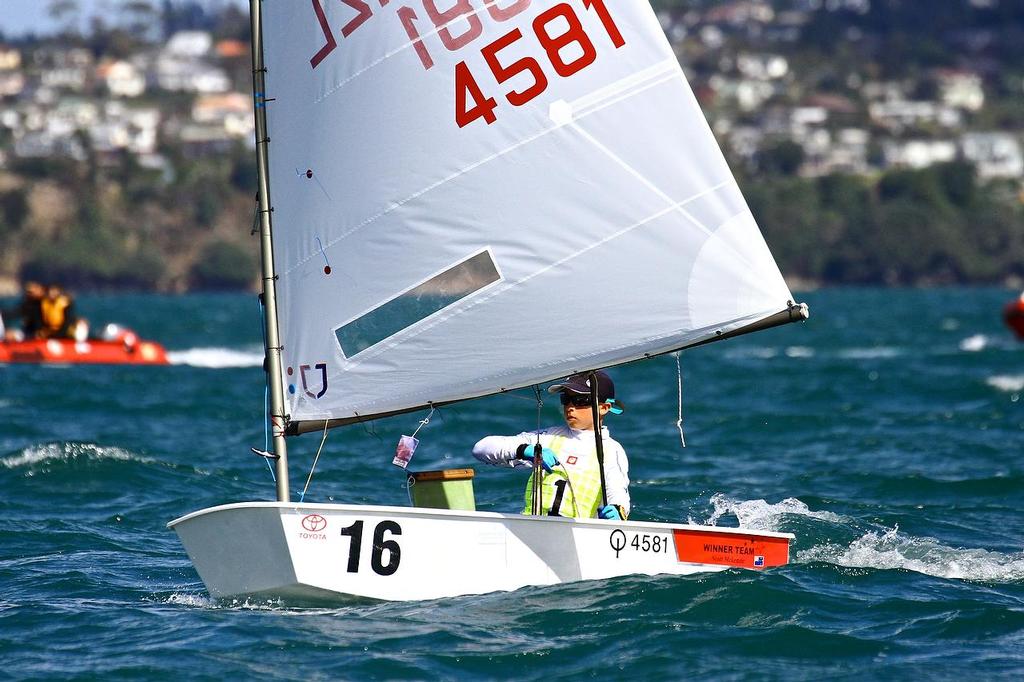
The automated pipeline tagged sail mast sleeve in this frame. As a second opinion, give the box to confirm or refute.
[250,0,290,502]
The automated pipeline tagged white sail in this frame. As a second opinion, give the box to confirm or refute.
[262,0,794,425]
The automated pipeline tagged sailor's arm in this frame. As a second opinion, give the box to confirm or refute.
[472,434,542,468]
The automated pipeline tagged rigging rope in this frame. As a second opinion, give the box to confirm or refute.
[674,352,686,448]
[532,386,543,515]
[411,405,435,439]
[258,297,275,481]
[299,419,329,502]
[261,384,275,481]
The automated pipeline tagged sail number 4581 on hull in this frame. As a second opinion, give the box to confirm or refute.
[608,529,672,559]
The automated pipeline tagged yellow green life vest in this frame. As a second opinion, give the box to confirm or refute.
[522,435,604,518]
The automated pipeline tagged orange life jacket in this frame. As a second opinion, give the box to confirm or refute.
[40,295,71,335]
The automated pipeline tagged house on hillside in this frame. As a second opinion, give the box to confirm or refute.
[0,45,22,71]
[704,1,775,26]
[0,71,25,98]
[215,40,248,60]
[736,53,788,80]
[883,139,957,169]
[97,59,146,98]
[935,69,985,112]
[869,100,962,132]
[165,31,213,58]
[801,128,870,176]
[88,102,160,156]
[38,48,93,92]
[960,132,1023,179]
[155,31,230,93]
[192,92,253,139]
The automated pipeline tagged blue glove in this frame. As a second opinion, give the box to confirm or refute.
[539,448,559,472]
[598,504,622,521]
[521,445,559,472]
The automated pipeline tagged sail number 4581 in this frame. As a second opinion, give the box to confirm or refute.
[456,0,625,128]
[340,520,402,576]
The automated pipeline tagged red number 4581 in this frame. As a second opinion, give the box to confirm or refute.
[456,0,624,129]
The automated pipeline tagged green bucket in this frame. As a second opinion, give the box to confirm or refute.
[408,468,476,511]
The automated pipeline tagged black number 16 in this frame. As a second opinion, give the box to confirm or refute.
[339,520,403,576]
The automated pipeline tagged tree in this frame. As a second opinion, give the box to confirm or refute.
[47,0,81,36]
[756,140,805,176]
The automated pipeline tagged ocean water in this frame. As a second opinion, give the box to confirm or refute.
[1,289,1021,680]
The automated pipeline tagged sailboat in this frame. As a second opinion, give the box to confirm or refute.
[1004,291,1024,341]
[169,0,808,602]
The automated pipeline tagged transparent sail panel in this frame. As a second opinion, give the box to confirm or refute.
[335,250,501,357]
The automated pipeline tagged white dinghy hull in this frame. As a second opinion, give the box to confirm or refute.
[169,503,792,602]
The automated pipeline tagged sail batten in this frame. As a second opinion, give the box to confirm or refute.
[262,1,798,427]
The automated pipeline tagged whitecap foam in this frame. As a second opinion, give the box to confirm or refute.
[723,347,778,360]
[986,375,1024,392]
[798,526,1024,582]
[164,592,339,613]
[694,493,843,531]
[167,347,263,368]
[838,347,902,359]
[785,346,814,358]
[959,334,988,352]
[0,442,146,469]
[166,592,218,608]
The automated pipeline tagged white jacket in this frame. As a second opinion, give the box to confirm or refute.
[472,425,630,516]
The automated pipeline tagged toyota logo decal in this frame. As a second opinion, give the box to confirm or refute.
[301,514,327,532]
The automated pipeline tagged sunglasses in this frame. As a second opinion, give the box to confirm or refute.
[559,393,596,408]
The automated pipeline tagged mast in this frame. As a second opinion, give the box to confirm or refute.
[250,0,289,502]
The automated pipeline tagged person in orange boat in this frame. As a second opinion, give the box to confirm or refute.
[1,281,45,340]
[39,283,78,339]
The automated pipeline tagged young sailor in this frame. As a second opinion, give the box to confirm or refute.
[472,370,630,520]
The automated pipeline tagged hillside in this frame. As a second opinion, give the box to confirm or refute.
[1,0,1023,293]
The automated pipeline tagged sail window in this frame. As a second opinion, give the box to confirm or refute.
[335,250,501,357]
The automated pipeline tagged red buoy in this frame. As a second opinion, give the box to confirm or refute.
[1004,294,1024,341]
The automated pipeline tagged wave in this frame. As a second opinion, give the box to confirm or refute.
[167,347,263,368]
[163,592,347,613]
[722,346,778,359]
[986,375,1024,392]
[959,334,988,352]
[699,495,1024,583]
[0,442,150,469]
[798,526,1024,582]
[836,347,903,359]
[695,493,844,530]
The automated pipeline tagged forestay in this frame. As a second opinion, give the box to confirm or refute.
[262,0,794,428]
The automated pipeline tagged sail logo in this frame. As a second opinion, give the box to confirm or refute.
[300,363,328,399]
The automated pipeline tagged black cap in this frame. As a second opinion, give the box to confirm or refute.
[547,370,624,413]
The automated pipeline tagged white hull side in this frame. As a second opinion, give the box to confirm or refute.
[169,503,793,602]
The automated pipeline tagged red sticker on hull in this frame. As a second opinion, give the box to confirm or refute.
[673,529,789,569]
